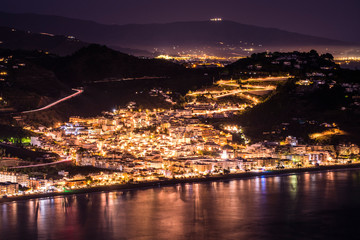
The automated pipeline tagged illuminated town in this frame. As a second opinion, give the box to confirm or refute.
[2,1,360,239]
[1,74,359,197]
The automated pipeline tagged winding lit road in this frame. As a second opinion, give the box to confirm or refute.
[21,88,83,114]
[9,157,73,169]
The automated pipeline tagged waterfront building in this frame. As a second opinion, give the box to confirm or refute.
[0,182,19,195]
[0,171,29,187]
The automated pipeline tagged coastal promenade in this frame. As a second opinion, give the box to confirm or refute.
[1,163,360,204]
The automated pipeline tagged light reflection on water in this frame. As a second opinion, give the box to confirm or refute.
[1,169,360,240]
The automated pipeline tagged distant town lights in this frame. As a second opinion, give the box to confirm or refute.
[210,18,222,22]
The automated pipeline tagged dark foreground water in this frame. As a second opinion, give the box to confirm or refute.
[2,169,360,240]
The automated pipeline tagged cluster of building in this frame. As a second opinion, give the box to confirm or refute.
[1,102,359,196]
[41,108,234,168]
[1,124,359,196]
[0,171,52,196]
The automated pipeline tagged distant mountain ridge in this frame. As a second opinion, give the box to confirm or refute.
[0,11,354,54]
[0,44,187,114]
[50,44,184,86]
[0,25,155,57]
[0,26,88,56]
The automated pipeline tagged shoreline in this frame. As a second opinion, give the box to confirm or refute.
[1,163,360,204]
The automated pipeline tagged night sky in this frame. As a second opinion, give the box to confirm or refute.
[1,0,360,43]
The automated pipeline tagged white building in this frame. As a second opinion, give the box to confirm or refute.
[0,171,29,186]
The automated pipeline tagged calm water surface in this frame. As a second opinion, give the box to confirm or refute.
[2,169,360,240]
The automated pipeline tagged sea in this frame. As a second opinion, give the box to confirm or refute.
[1,169,360,240]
